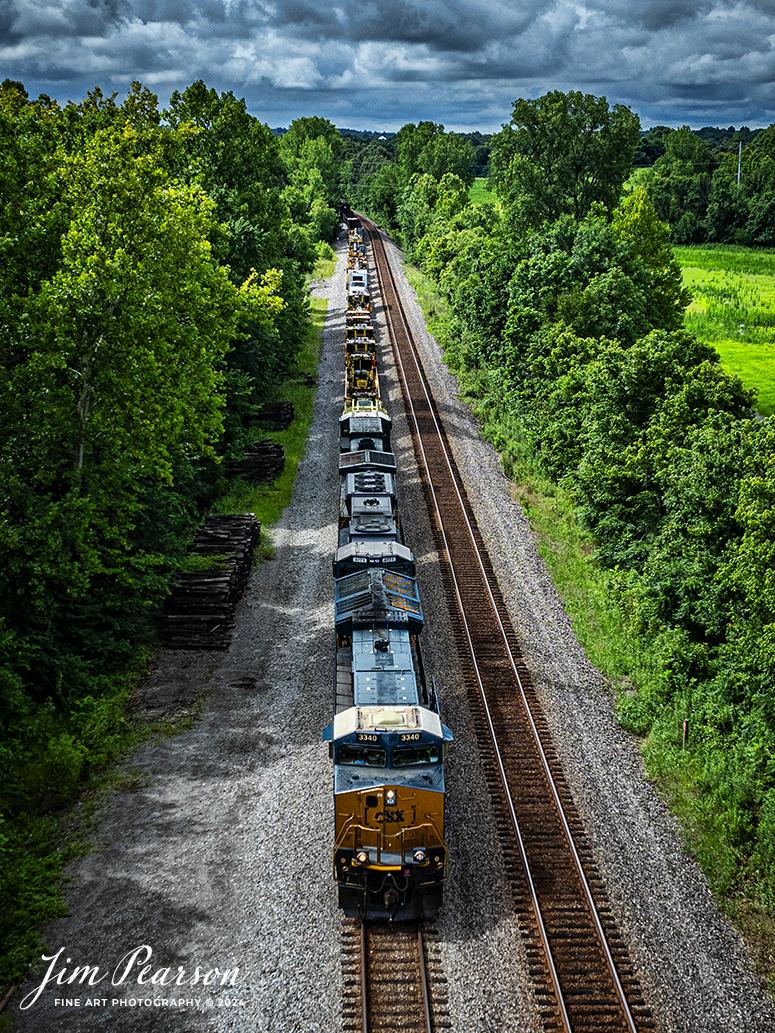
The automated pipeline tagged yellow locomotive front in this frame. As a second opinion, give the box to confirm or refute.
[325,705,451,920]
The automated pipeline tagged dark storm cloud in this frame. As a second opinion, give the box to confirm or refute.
[332,0,539,52]
[0,0,22,46]
[607,0,715,32]
[273,0,341,32]
[3,0,775,128]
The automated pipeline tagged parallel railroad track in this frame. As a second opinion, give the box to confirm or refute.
[362,214,656,1033]
[342,920,449,1033]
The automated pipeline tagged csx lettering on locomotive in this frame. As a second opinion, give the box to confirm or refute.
[374,810,405,823]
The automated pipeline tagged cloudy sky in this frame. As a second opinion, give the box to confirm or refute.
[3,0,775,131]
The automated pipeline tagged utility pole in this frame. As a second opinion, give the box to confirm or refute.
[737,139,742,188]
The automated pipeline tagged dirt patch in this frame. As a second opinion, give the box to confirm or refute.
[129,649,219,724]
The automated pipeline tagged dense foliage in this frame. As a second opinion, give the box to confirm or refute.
[490,91,640,227]
[0,77,330,982]
[636,122,775,245]
[349,90,775,917]
[340,120,482,231]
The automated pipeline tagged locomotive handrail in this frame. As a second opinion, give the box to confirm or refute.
[335,820,447,860]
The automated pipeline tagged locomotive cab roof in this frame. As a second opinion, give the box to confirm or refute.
[324,705,452,743]
[334,539,415,578]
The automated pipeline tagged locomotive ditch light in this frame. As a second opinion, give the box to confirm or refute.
[355,850,370,865]
[413,849,427,864]
[385,789,397,806]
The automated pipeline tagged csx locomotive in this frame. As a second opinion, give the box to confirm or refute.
[323,216,452,921]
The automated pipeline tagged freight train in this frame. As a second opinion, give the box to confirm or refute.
[323,215,453,921]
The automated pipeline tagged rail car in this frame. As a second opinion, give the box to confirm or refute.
[324,213,452,921]
[347,291,371,313]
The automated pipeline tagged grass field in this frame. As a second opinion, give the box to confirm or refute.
[469,177,496,205]
[676,245,775,415]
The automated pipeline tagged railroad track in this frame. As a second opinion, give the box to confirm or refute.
[362,214,656,1033]
[342,920,449,1033]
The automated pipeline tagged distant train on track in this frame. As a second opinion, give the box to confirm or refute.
[323,213,453,921]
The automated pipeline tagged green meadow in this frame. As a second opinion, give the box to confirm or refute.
[675,245,775,415]
[469,177,496,205]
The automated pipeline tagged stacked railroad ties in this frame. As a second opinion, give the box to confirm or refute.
[323,215,453,921]
[161,399,293,649]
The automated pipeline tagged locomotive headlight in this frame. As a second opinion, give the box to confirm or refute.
[355,850,370,865]
[413,849,427,864]
[385,789,397,806]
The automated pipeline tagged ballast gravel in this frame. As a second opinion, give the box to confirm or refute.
[12,229,775,1033]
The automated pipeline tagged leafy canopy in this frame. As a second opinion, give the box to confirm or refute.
[490,90,640,225]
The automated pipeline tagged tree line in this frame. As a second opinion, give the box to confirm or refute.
[634,123,775,245]
[0,78,340,981]
[343,91,775,914]
[338,114,775,246]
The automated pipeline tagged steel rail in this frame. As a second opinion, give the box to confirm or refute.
[361,922,369,1033]
[366,216,639,1033]
[417,925,434,1033]
[365,228,568,1029]
[368,223,566,1028]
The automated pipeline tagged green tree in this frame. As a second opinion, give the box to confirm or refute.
[281,134,339,240]
[612,188,691,328]
[646,127,717,243]
[398,172,471,259]
[490,90,640,225]
[721,424,775,677]
[418,132,475,186]
[165,81,286,266]
[395,121,443,186]
[279,115,343,172]
[0,105,283,698]
[165,81,310,447]
[570,333,750,569]
[500,208,688,368]
[637,407,757,647]
[279,116,342,243]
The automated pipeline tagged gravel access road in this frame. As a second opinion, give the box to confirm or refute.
[12,229,775,1033]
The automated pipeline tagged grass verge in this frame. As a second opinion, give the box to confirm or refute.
[213,291,326,552]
